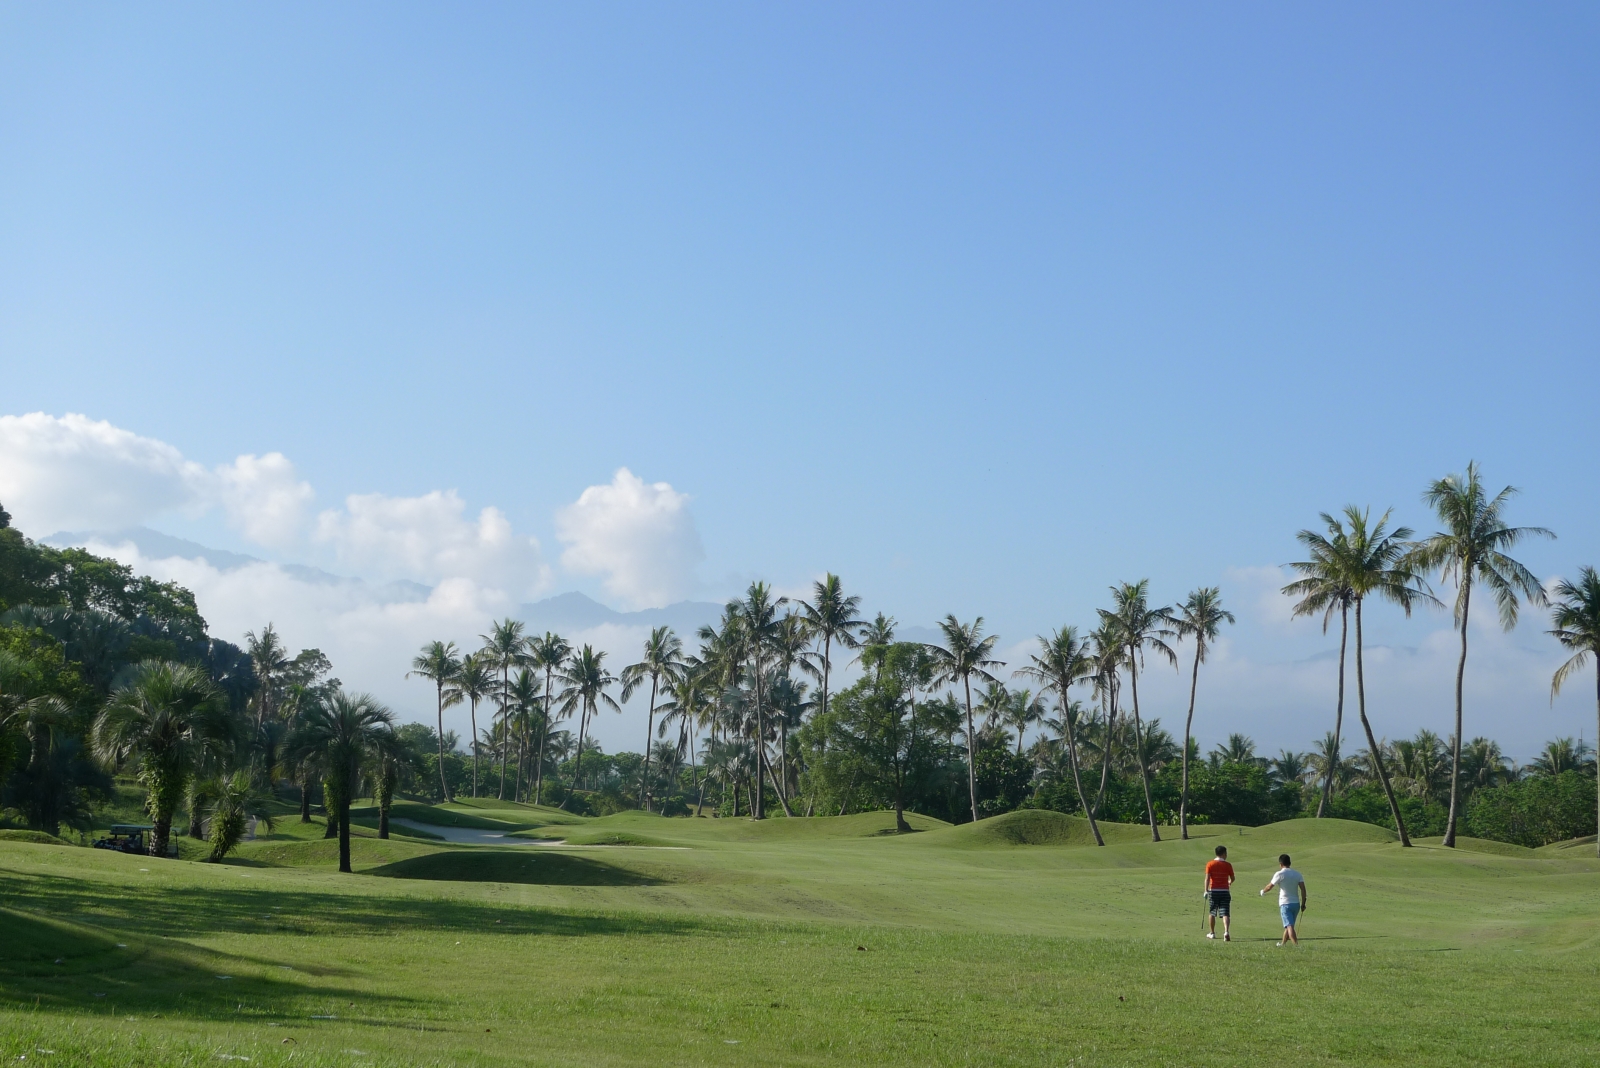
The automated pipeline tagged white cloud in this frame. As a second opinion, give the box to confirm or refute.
[556,468,704,610]
[315,490,550,598]
[0,412,208,532]
[214,453,314,548]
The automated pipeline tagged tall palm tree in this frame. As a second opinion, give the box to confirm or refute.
[502,668,542,802]
[244,623,292,729]
[622,626,686,812]
[1103,581,1176,842]
[801,573,864,725]
[530,633,571,805]
[1086,619,1125,821]
[658,669,713,815]
[1550,565,1600,857]
[408,640,463,801]
[1004,689,1047,756]
[1410,463,1553,847]
[479,618,530,801]
[1014,627,1102,844]
[556,645,620,808]
[1171,587,1234,838]
[739,582,789,818]
[93,661,233,859]
[1338,505,1433,847]
[449,653,497,799]
[1284,519,1357,818]
[291,691,395,873]
[929,615,1003,823]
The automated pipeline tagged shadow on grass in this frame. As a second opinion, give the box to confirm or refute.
[0,906,415,1023]
[366,849,662,886]
[0,869,707,945]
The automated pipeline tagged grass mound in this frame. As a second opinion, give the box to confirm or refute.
[0,829,69,846]
[936,810,1151,847]
[382,801,531,830]
[235,835,436,869]
[367,848,663,886]
[1244,818,1398,847]
[1536,834,1598,855]
[1415,836,1536,857]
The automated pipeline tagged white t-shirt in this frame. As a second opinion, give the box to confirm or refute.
[1269,867,1305,906]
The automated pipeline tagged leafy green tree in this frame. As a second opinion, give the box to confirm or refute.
[1103,581,1176,842]
[1014,627,1102,844]
[1549,565,1600,857]
[205,769,276,862]
[93,661,233,859]
[930,616,1003,823]
[291,691,394,873]
[556,645,620,808]
[1172,587,1234,838]
[1411,462,1552,846]
[621,626,685,812]
[408,640,463,801]
[1466,772,1596,847]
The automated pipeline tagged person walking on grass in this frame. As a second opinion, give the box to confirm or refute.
[1260,853,1309,946]
[1204,845,1235,941]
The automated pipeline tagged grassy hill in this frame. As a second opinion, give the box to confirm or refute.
[2,806,1598,1067]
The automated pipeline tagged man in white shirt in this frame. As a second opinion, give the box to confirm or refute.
[1259,853,1308,946]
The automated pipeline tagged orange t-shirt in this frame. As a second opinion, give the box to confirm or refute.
[1205,859,1234,890]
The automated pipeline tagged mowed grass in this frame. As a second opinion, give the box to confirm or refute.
[2,809,1598,1067]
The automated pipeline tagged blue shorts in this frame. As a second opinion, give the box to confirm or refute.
[1280,901,1301,927]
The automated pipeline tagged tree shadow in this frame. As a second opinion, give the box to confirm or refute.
[366,849,663,886]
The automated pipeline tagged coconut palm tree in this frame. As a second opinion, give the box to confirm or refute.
[1550,566,1600,856]
[1336,505,1433,846]
[1172,587,1235,838]
[501,667,542,801]
[1103,581,1176,842]
[448,653,496,799]
[244,623,292,729]
[929,615,1003,823]
[479,619,530,801]
[801,574,864,724]
[1284,518,1358,818]
[529,633,572,805]
[739,582,790,818]
[408,640,463,801]
[93,661,234,859]
[1004,688,1047,756]
[1086,619,1125,820]
[1410,462,1553,846]
[1014,627,1102,844]
[622,626,686,812]
[1528,737,1595,777]
[658,669,713,814]
[291,691,394,873]
[556,645,620,808]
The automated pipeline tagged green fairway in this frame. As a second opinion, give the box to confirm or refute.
[3,809,1598,1067]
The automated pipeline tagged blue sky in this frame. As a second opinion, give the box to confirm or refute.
[2,5,1597,757]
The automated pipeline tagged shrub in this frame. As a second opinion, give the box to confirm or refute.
[1465,772,1598,847]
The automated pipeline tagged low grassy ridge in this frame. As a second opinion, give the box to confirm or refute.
[2,805,1598,1067]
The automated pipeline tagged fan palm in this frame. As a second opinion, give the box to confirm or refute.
[1550,566,1600,856]
[800,574,864,725]
[205,770,277,863]
[1014,627,1102,844]
[93,661,234,859]
[1338,505,1433,846]
[929,615,1003,823]
[448,653,497,798]
[291,690,394,873]
[556,645,620,808]
[408,640,463,801]
[1284,518,1357,818]
[1172,587,1235,838]
[1410,462,1553,846]
[1103,581,1176,842]
[622,626,686,812]
[479,618,530,800]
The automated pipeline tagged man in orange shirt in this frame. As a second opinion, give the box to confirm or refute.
[1204,845,1235,941]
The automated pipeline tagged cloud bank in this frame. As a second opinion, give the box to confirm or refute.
[556,467,704,610]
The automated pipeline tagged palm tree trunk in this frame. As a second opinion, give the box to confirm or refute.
[469,696,480,799]
[642,676,658,812]
[337,765,353,874]
[1317,605,1349,819]
[1127,660,1160,842]
[1354,600,1411,846]
[435,682,450,802]
[1443,579,1472,847]
[535,670,554,805]
[1060,699,1103,846]
[753,656,766,820]
[1093,692,1117,821]
[1180,643,1201,839]
[300,778,312,823]
[963,676,980,822]
[561,701,590,810]
[766,755,795,817]
[1594,665,1599,859]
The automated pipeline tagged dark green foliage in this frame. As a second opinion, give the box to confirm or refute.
[1326,784,1448,837]
[1465,772,1598,847]
[974,743,1032,817]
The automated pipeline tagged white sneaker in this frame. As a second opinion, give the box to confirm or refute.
[1206,932,1214,939]
[1276,941,1284,947]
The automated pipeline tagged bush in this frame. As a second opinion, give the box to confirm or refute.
[1326,784,1447,836]
[1466,772,1598,847]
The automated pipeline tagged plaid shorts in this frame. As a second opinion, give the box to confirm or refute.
[1207,890,1231,917]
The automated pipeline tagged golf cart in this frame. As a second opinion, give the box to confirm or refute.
[93,824,152,855]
